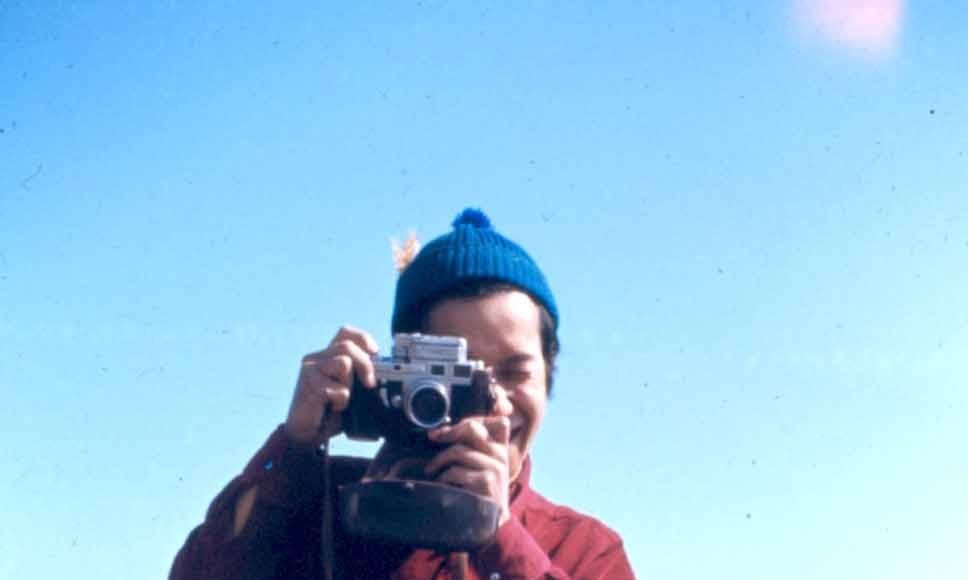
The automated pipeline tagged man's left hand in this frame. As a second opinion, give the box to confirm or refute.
[424,415,513,525]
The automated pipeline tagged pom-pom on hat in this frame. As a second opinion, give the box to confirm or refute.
[391,208,558,333]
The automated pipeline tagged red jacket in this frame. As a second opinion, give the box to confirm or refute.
[169,426,635,579]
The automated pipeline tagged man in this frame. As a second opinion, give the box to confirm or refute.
[169,209,635,579]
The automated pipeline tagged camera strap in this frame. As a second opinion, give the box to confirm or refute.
[320,441,335,580]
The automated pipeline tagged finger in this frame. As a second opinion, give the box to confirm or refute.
[437,416,510,443]
[321,340,377,388]
[304,348,366,388]
[435,465,475,490]
[324,384,351,413]
[331,325,380,355]
[303,353,355,386]
[298,364,354,417]
[424,444,501,477]
[490,384,513,419]
[435,465,498,496]
[429,418,492,452]
[480,416,511,445]
[292,359,350,420]
[288,379,349,442]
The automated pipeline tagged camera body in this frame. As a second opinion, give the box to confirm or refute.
[343,333,494,447]
[339,334,502,550]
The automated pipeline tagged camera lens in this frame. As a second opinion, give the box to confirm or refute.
[406,382,449,429]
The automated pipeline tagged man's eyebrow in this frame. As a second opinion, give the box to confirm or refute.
[499,354,536,365]
[467,352,535,365]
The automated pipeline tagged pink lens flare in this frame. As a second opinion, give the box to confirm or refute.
[794,0,904,59]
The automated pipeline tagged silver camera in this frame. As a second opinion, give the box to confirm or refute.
[343,333,495,445]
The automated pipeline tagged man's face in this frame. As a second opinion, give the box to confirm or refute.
[425,289,548,481]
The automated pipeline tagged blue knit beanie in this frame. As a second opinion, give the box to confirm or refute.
[391,208,558,333]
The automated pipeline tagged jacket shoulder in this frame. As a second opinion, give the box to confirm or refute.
[519,486,624,551]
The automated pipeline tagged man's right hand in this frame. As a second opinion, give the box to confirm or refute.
[284,325,380,447]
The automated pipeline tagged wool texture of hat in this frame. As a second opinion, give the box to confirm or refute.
[391,208,558,333]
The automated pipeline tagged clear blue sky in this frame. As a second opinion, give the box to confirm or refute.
[2,2,966,579]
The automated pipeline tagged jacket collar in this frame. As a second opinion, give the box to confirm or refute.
[509,454,533,516]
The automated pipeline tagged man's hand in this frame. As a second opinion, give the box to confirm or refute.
[424,388,515,525]
[285,325,379,447]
